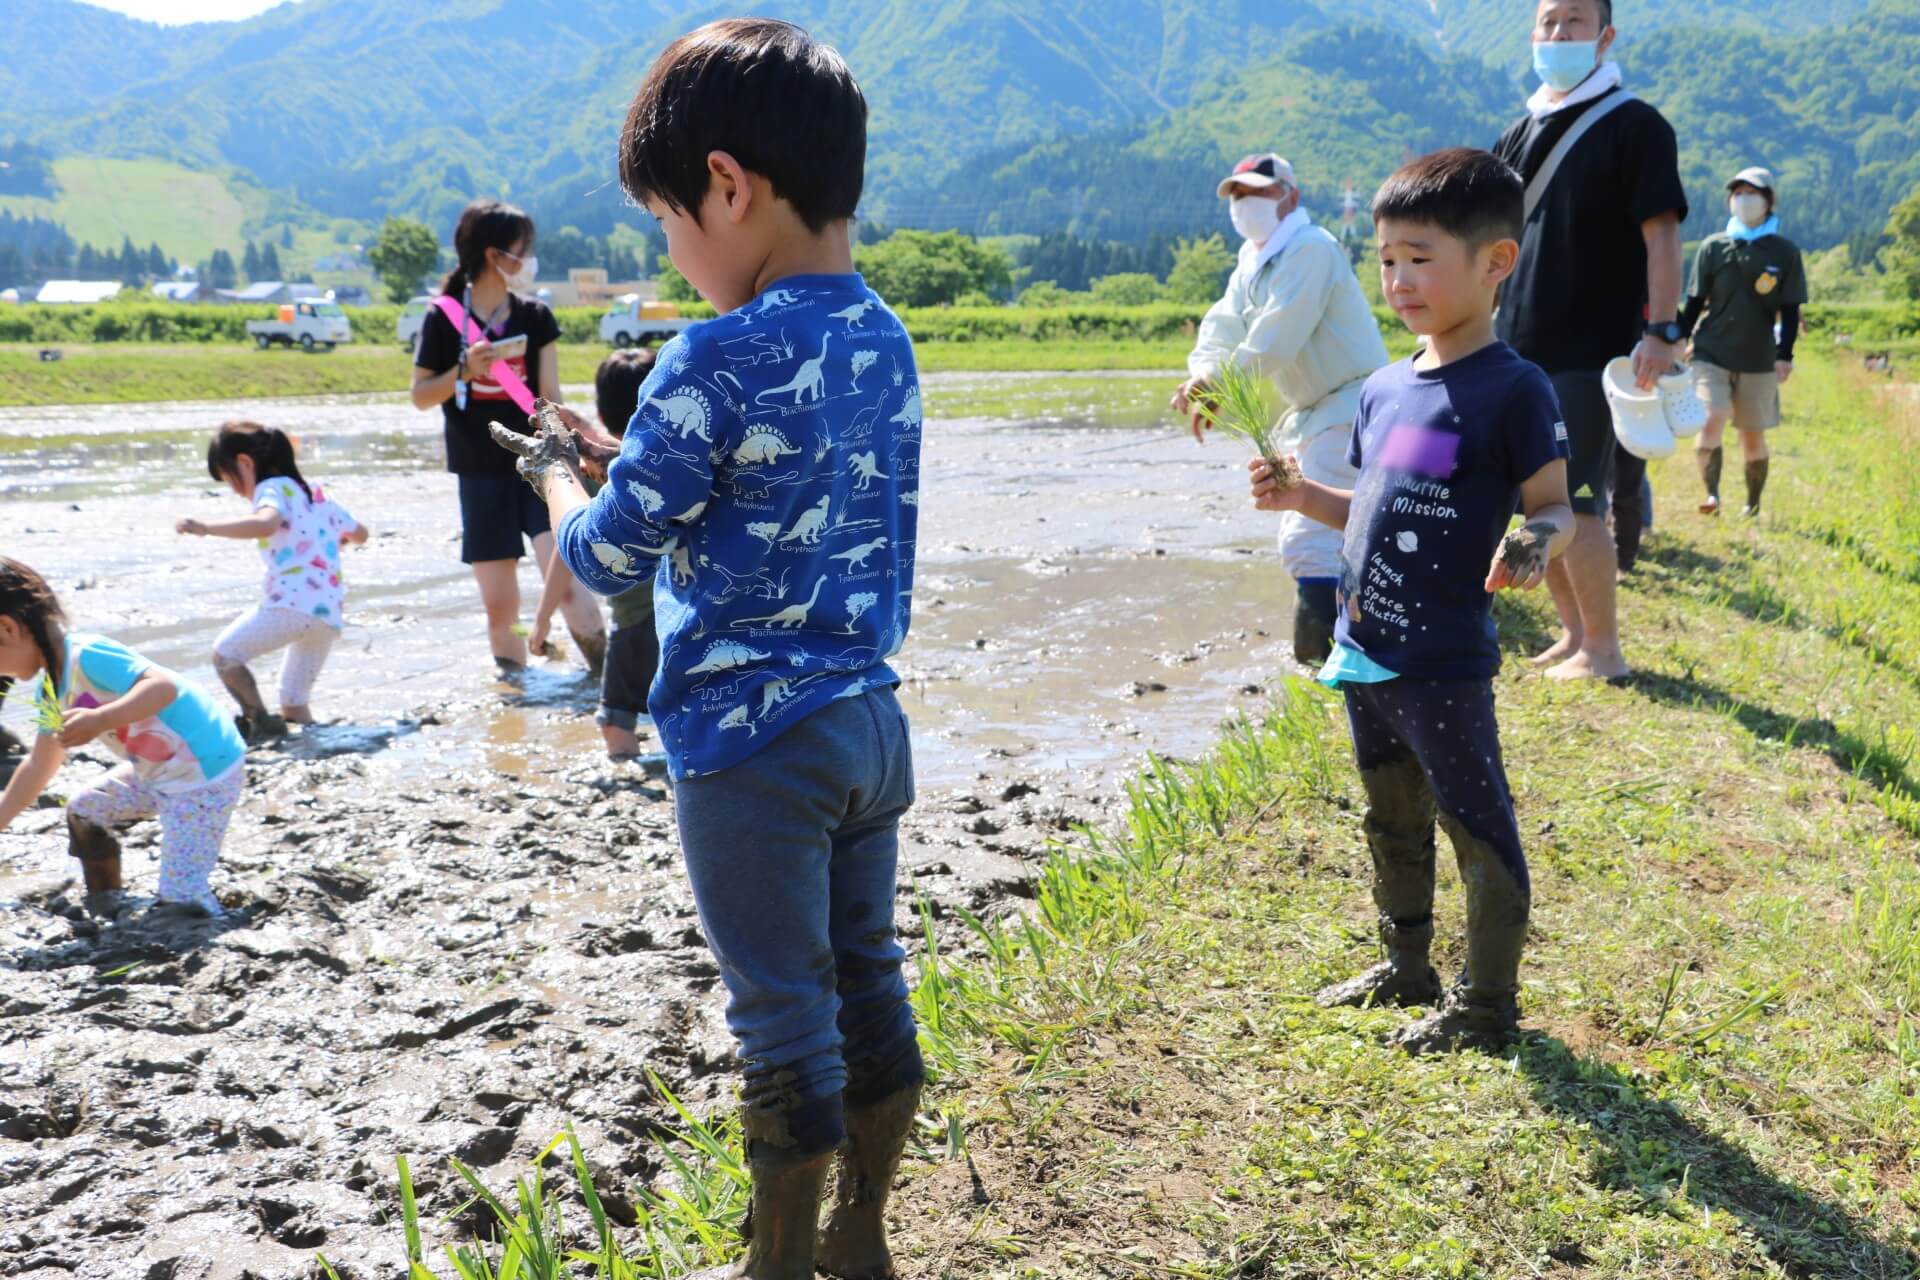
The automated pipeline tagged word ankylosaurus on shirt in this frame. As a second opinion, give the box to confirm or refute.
[558,274,921,780]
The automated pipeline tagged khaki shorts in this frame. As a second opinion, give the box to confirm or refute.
[1692,361,1781,432]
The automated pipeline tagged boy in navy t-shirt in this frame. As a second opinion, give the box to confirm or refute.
[491,20,923,1280]
[1250,149,1574,1053]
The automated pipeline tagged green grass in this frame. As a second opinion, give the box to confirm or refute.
[360,352,1920,1277]
[0,156,252,265]
[0,326,1421,408]
[0,340,1201,407]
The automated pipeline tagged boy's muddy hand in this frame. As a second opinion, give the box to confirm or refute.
[489,403,581,493]
[175,518,207,537]
[1487,521,1555,593]
[1249,454,1306,512]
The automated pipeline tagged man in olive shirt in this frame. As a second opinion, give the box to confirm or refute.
[1683,166,1807,519]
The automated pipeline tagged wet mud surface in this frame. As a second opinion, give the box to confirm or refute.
[0,373,1298,1277]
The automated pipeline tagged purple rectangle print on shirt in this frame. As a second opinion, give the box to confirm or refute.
[1376,423,1462,479]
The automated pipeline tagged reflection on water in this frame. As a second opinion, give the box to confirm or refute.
[0,395,445,503]
[1,371,1294,796]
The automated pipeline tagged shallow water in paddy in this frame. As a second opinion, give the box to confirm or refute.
[0,371,1302,1277]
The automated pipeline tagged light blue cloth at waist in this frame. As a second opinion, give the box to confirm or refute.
[1317,641,1401,689]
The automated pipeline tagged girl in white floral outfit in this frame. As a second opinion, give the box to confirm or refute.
[0,558,248,917]
[177,422,368,740]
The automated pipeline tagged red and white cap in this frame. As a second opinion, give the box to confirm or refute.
[1218,153,1296,198]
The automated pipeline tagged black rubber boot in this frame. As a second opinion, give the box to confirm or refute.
[1318,757,1442,1009]
[688,1124,832,1280]
[1292,579,1337,666]
[1316,919,1442,1009]
[1697,446,1723,515]
[1391,814,1528,1055]
[816,1084,920,1280]
[1742,456,1770,517]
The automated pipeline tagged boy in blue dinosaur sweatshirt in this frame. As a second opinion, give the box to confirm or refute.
[491,19,922,1280]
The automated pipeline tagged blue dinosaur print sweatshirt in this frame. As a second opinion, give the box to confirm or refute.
[557,274,921,780]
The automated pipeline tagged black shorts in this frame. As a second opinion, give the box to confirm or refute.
[456,472,551,564]
[1548,371,1613,519]
[598,623,661,731]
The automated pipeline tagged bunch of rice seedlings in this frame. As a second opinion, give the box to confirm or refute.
[1194,362,1302,490]
[33,674,63,735]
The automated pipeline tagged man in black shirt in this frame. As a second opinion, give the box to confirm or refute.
[1493,0,1687,681]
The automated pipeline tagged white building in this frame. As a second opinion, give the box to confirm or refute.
[35,280,124,304]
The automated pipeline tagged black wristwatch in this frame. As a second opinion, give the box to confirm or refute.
[1644,320,1683,345]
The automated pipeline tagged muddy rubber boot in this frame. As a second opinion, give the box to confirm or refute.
[1391,814,1527,1055]
[817,1084,920,1280]
[68,814,125,896]
[1292,579,1337,666]
[572,627,608,681]
[686,1143,832,1280]
[1317,756,1442,1009]
[1697,446,1723,515]
[1316,919,1441,1009]
[1742,457,1769,518]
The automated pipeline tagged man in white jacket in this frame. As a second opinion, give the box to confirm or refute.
[1174,153,1389,663]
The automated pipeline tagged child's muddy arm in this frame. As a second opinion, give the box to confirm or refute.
[1487,460,1574,593]
[61,671,175,749]
[0,733,64,833]
[529,555,572,657]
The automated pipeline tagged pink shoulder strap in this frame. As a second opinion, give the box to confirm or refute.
[433,295,537,415]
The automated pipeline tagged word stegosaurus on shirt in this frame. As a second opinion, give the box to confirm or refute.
[558,274,921,780]
[1335,342,1569,682]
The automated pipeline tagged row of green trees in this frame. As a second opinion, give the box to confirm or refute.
[369,180,1920,312]
[366,216,652,303]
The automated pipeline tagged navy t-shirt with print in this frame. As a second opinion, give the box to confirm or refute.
[1335,343,1570,681]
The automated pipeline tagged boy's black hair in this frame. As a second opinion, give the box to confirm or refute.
[595,348,657,438]
[0,557,66,690]
[443,199,535,297]
[208,420,312,502]
[1371,148,1524,250]
[619,18,866,234]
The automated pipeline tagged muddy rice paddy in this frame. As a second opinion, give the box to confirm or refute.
[0,372,1299,1278]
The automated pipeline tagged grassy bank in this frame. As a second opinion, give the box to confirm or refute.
[352,351,1920,1278]
[0,339,1197,407]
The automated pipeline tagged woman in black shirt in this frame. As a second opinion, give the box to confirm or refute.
[410,199,605,674]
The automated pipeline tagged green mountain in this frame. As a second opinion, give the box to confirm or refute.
[2,0,1914,261]
[932,5,1920,253]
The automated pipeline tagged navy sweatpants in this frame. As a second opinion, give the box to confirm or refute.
[1341,677,1529,897]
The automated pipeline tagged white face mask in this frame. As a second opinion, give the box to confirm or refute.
[1730,193,1769,229]
[1229,195,1282,244]
[499,251,538,290]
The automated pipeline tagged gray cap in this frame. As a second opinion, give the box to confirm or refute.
[1727,166,1775,193]
[1217,153,1296,197]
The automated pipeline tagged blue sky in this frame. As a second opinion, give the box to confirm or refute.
[79,0,293,23]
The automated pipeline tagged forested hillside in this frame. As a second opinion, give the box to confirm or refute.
[1,0,1912,256]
